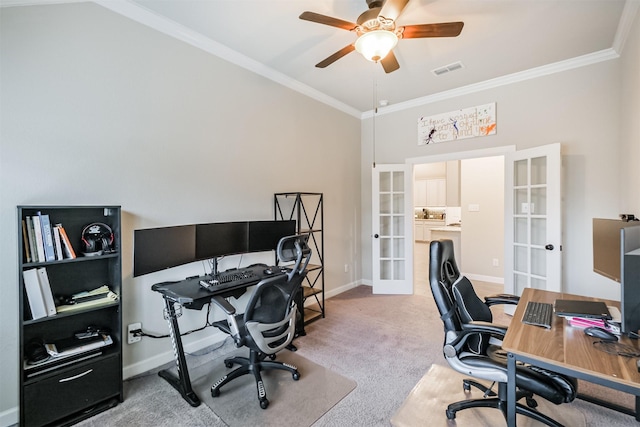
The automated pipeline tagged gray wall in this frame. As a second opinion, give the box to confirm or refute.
[0,3,361,419]
[361,11,640,301]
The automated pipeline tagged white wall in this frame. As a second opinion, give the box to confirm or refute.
[0,3,361,421]
[460,156,504,279]
[362,42,639,301]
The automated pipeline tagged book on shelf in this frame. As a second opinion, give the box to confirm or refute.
[21,219,31,263]
[23,268,48,320]
[36,268,57,317]
[52,226,63,260]
[25,216,37,263]
[31,215,46,263]
[38,212,56,262]
[56,224,76,259]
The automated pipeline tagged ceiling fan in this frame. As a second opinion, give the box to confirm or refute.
[299,0,464,73]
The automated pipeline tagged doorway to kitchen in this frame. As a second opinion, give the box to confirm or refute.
[408,146,513,296]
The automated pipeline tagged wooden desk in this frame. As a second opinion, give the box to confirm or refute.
[502,288,640,426]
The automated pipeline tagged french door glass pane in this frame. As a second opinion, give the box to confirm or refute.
[380,260,391,280]
[531,218,546,246]
[531,247,546,277]
[531,188,547,215]
[531,157,547,185]
[380,216,391,236]
[515,218,528,244]
[393,260,405,280]
[380,237,391,258]
[515,245,527,273]
[380,171,391,192]
[380,194,391,214]
[514,159,528,186]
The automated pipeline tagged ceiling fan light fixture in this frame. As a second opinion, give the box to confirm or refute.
[355,30,398,62]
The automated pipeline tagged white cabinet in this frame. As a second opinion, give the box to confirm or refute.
[414,220,445,241]
[414,180,428,207]
[426,179,446,207]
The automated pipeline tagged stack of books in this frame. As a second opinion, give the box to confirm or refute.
[21,211,76,263]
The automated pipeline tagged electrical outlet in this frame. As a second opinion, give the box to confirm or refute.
[344,264,349,273]
[128,322,142,344]
[492,258,499,267]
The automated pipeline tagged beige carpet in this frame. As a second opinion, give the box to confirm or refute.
[189,348,356,427]
[391,364,586,427]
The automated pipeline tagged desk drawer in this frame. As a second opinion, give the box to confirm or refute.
[24,356,120,426]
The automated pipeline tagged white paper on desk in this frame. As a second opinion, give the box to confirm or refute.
[607,306,622,323]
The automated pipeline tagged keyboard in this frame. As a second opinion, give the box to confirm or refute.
[522,301,554,329]
[199,269,257,291]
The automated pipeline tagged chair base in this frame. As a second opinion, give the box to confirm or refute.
[446,381,565,427]
[210,350,300,409]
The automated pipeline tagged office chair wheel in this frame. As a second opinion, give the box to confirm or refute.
[292,371,300,380]
[224,361,234,368]
[211,387,220,398]
[268,354,277,360]
[446,409,456,420]
[260,398,269,409]
[463,380,471,392]
[526,396,538,408]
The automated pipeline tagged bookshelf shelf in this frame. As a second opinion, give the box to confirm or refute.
[18,205,123,426]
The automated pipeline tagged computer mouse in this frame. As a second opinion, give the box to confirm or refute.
[264,268,273,275]
[584,326,618,341]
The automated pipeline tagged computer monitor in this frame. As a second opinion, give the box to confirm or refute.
[195,222,249,261]
[592,218,640,282]
[133,225,196,277]
[593,218,640,334]
[248,220,296,253]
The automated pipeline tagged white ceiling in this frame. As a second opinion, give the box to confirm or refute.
[5,0,639,117]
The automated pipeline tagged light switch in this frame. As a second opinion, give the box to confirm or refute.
[468,204,480,212]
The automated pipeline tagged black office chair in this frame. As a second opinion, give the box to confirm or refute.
[429,239,577,426]
[209,234,310,409]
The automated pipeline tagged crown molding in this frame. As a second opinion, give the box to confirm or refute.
[362,48,620,119]
[2,0,633,121]
[92,0,362,118]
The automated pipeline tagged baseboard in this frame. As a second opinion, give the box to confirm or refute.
[0,406,18,427]
[463,273,504,285]
[324,280,361,299]
[123,329,228,380]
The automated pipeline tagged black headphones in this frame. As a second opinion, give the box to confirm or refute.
[81,222,114,255]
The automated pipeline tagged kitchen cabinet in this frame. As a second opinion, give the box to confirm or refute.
[414,219,445,241]
[426,179,446,207]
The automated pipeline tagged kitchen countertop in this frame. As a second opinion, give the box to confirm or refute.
[431,226,462,232]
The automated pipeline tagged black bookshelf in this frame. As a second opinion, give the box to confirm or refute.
[18,205,122,426]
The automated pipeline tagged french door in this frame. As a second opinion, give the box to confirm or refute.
[372,164,413,294]
[504,143,562,313]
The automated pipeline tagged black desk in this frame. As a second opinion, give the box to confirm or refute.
[151,265,284,407]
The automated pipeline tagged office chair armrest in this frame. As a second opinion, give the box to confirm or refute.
[210,295,236,315]
[463,321,508,337]
[484,293,520,306]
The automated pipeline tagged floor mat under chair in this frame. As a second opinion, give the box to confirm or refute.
[391,364,585,427]
[189,348,356,426]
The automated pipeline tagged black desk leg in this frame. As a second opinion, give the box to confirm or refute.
[507,352,517,426]
[157,297,201,407]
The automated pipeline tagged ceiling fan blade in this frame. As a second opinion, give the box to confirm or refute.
[378,0,409,22]
[401,22,464,39]
[299,11,357,31]
[316,44,356,68]
[380,50,400,74]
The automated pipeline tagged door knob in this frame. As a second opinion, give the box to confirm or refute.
[545,244,554,250]
[374,234,379,238]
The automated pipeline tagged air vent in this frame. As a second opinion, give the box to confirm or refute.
[431,61,464,76]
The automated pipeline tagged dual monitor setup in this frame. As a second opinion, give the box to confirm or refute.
[133,220,296,277]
